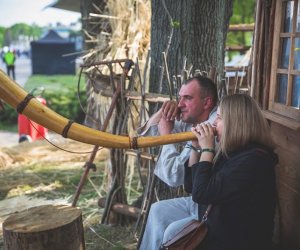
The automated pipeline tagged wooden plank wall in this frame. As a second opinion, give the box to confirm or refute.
[270,121,300,250]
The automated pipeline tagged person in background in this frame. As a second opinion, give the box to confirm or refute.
[158,94,277,250]
[138,75,218,249]
[3,47,16,80]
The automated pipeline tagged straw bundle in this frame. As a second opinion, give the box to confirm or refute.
[84,0,150,73]
[106,0,150,63]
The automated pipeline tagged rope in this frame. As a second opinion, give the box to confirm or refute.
[62,120,74,138]
[130,136,138,149]
[17,94,34,114]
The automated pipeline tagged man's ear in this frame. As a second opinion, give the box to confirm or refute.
[203,97,213,110]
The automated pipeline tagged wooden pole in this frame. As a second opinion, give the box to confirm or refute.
[71,83,122,207]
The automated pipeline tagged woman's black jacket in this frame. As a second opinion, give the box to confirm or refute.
[184,143,278,250]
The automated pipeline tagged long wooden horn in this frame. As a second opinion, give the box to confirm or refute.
[0,70,196,149]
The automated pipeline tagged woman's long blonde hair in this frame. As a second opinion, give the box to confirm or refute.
[218,94,275,156]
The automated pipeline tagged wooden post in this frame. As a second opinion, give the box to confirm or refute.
[3,205,85,250]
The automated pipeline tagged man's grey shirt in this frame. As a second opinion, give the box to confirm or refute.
[138,109,217,187]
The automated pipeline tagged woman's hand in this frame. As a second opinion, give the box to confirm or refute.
[191,123,215,149]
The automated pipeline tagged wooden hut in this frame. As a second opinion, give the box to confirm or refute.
[250,1,300,249]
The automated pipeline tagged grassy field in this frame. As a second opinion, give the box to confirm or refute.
[0,123,17,132]
[24,74,82,93]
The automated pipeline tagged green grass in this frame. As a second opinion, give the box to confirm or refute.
[0,122,18,132]
[24,74,84,94]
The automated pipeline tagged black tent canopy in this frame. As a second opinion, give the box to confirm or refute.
[31,30,76,75]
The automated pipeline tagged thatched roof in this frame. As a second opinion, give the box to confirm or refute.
[49,0,81,13]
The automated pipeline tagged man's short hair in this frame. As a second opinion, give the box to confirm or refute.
[185,75,218,106]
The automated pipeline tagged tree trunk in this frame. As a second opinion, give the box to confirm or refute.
[150,0,233,96]
[148,0,233,203]
[3,205,85,250]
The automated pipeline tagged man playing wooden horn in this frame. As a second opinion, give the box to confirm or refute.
[138,75,218,249]
[139,75,218,186]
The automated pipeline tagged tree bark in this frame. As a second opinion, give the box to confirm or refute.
[147,0,234,208]
[150,0,233,96]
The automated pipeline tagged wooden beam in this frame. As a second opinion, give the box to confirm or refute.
[100,88,172,103]
[98,198,141,219]
[225,45,251,52]
[229,23,255,32]
[225,66,248,71]
[125,149,158,162]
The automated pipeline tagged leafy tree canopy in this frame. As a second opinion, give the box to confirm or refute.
[0,23,43,47]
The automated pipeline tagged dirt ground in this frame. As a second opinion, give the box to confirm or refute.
[0,131,19,148]
[0,133,137,249]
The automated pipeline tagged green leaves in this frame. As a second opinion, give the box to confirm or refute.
[171,20,180,28]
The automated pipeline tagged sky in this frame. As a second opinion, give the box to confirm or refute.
[0,0,81,27]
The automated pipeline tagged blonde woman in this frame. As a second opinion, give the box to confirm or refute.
[184,94,277,250]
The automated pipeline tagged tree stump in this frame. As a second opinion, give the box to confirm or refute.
[2,204,85,250]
